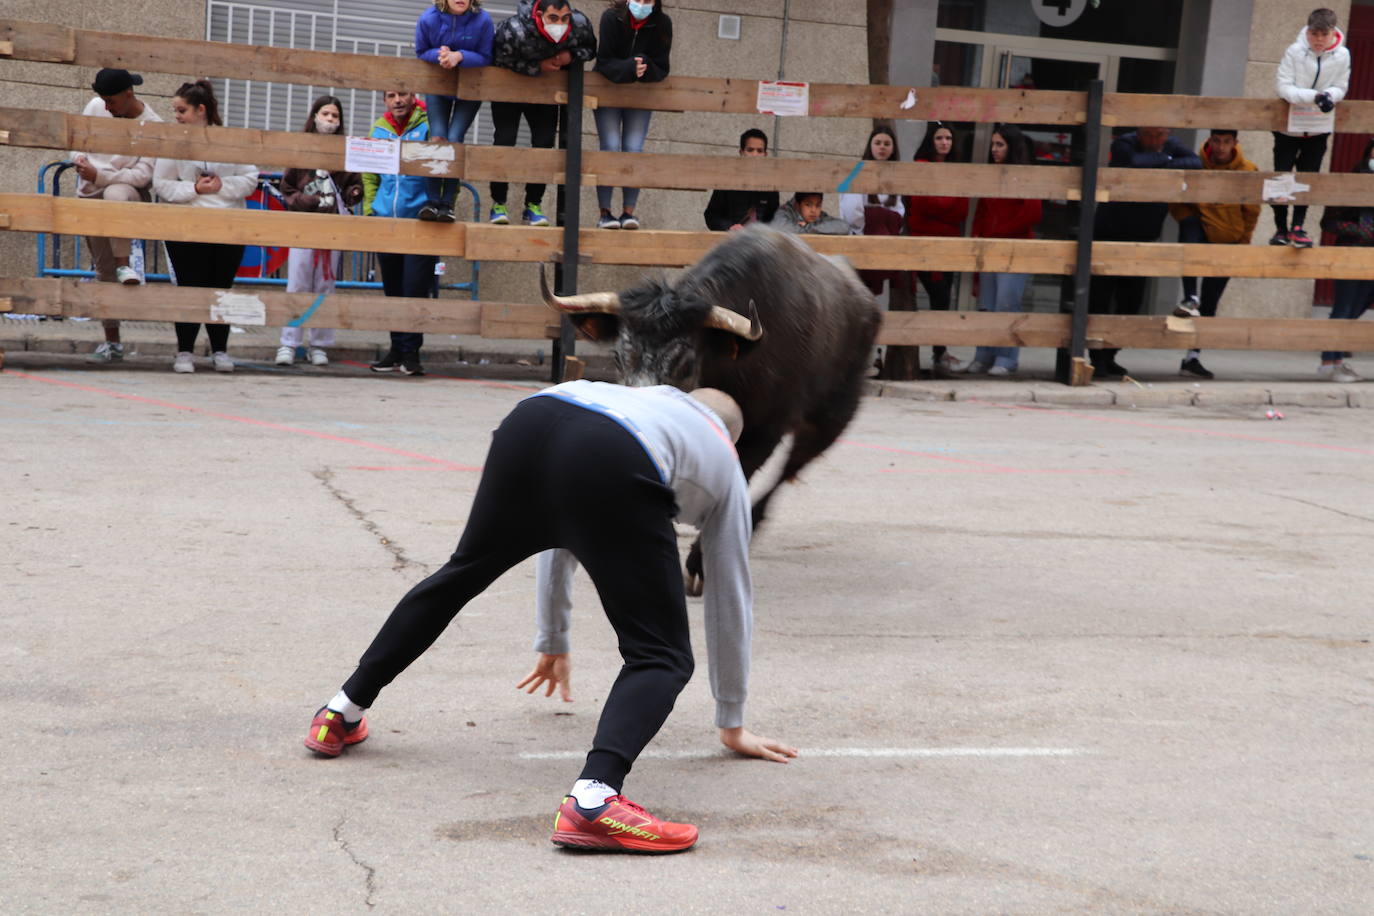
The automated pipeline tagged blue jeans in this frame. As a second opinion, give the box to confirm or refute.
[594,106,652,212]
[974,272,1029,371]
[1325,278,1374,362]
[424,94,481,206]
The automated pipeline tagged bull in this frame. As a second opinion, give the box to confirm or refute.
[541,224,881,593]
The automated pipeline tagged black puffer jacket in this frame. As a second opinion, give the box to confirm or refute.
[594,6,671,83]
[494,0,597,77]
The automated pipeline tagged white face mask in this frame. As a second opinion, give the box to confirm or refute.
[1367,158,1374,172]
[545,22,569,41]
[315,117,340,134]
[628,1,653,20]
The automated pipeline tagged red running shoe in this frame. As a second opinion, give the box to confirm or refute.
[304,707,369,757]
[551,795,697,854]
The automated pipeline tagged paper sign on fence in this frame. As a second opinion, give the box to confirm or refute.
[757,81,810,117]
[1261,173,1310,203]
[345,136,401,175]
[209,291,267,326]
[1286,103,1335,135]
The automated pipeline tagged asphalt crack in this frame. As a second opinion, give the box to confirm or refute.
[314,468,430,575]
[1262,492,1374,525]
[333,817,378,909]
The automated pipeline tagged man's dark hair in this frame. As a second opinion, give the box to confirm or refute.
[1209,129,1238,139]
[792,192,823,203]
[540,0,573,10]
[1308,8,1337,31]
[739,128,769,152]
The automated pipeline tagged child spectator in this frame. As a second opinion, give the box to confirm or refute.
[415,0,494,223]
[1317,138,1374,383]
[840,126,905,295]
[965,124,1041,377]
[703,129,779,231]
[363,90,437,377]
[275,96,364,367]
[770,192,850,235]
[1272,8,1349,248]
[488,0,596,227]
[75,69,162,363]
[904,122,968,376]
[1168,129,1259,380]
[152,80,258,374]
[592,0,671,230]
[1089,126,1201,379]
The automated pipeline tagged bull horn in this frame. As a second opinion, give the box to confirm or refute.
[705,299,763,341]
[539,265,621,314]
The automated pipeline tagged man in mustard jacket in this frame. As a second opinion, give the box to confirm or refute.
[1170,129,1260,379]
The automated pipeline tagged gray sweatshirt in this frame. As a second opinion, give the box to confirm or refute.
[530,380,754,729]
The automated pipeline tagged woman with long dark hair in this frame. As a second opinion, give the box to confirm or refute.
[274,95,364,366]
[966,123,1041,376]
[840,125,905,296]
[1317,137,1374,382]
[904,122,968,376]
[152,80,259,373]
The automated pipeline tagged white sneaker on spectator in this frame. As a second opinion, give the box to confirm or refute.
[1173,295,1201,318]
[88,341,124,362]
[173,351,195,373]
[309,347,329,367]
[275,346,295,366]
[987,365,1012,377]
[1332,364,1363,383]
[963,361,991,375]
[1317,363,1336,378]
[212,351,235,373]
[937,353,963,371]
[115,265,141,286]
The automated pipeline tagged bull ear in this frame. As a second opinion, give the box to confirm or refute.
[570,313,618,342]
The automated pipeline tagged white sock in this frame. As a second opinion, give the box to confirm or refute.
[570,779,617,809]
[1186,349,1201,360]
[327,690,367,725]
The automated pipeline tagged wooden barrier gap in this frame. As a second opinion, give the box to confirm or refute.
[0,277,559,338]
[10,108,1374,206]
[7,276,1374,353]
[10,19,1374,130]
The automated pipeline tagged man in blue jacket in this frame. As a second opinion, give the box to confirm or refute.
[363,90,437,377]
[1088,126,1202,379]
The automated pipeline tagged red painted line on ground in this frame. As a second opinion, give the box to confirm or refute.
[2,368,475,468]
[338,360,542,392]
[839,437,1026,472]
[965,398,1374,456]
[348,465,479,472]
[881,467,1129,476]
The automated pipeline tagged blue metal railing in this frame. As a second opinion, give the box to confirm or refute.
[35,161,480,298]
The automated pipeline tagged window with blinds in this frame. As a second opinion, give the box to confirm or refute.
[205,0,519,143]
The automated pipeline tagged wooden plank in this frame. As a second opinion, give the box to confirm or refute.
[0,193,470,258]
[1102,93,1374,134]
[1090,242,1374,281]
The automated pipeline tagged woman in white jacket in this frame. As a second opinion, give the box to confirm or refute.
[1270,9,1350,248]
[153,80,259,373]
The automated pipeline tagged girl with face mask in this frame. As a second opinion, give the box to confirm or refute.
[274,96,365,367]
[591,0,672,230]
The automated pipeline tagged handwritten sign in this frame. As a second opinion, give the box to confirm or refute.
[757,81,810,117]
[1287,103,1335,135]
[345,136,401,175]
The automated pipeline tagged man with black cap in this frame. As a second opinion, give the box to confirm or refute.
[75,69,162,362]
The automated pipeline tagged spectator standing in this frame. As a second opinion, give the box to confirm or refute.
[488,0,597,227]
[703,128,779,231]
[1088,126,1201,379]
[904,122,968,376]
[592,0,671,230]
[770,192,850,235]
[75,69,163,363]
[152,80,258,375]
[275,96,364,367]
[1167,129,1259,380]
[363,90,437,377]
[965,124,1041,377]
[1317,138,1374,383]
[1272,8,1350,248]
[415,0,494,223]
[840,126,906,295]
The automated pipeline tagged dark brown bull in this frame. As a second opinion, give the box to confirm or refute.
[542,224,880,593]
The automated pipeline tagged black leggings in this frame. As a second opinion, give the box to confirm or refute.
[915,271,953,359]
[166,240,244,353]
[489,101,560,207]
[342,396,694,791]
[1271,132,1330,231]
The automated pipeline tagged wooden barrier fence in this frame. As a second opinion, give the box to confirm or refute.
[4,17,1374,384]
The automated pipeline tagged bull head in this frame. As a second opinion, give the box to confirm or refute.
[539,267,763,342]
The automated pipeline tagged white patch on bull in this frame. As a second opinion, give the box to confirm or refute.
[748,432,795,504]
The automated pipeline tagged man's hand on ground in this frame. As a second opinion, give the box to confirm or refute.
[516,653,573,702]
[719,726,798,763]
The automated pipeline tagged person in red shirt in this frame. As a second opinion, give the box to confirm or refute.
[904,122,968,376]
[966,124,1042,376]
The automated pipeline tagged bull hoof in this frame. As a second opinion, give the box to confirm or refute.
[684,569,704,598]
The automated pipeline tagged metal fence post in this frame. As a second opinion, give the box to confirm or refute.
[1059,78,1104,386]
[552,65,585,382]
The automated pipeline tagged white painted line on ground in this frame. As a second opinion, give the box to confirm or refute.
[519,747,1088,761]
